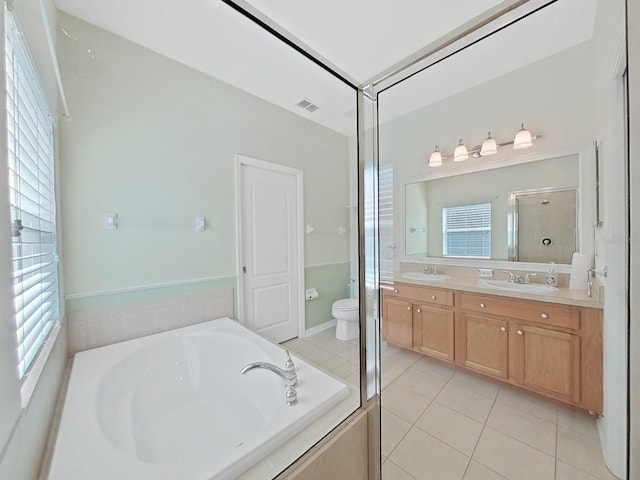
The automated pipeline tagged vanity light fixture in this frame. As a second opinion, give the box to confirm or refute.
[480,132,497,156]
[453,139,469,162]
[513,122,533,149]
[425,123,540,167]
[428,145,443,167]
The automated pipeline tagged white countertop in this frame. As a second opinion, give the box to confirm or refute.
[388,273,603,309]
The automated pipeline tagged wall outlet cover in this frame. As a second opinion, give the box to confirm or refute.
[478,268,494,278]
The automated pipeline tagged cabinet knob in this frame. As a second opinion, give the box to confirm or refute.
[500,326,506,332]
[480,303,486,308]
[517,330,523,336]
[540,313,548,319]
[394,289,399,294]
[431,295,437,300]
[407,306,411,311]
[417,308,421,313]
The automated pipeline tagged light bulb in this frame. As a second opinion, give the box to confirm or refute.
[513,123,533,149]
[480,132,497,156]
[428,145,442,167]
[453,139,468,162]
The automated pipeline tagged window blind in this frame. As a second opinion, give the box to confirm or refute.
[378,164,394,284]
[5,9,59,379]
[442,203,491,258]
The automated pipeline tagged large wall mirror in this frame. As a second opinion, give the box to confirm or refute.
[378,0,598,270]
[405,154,581,264]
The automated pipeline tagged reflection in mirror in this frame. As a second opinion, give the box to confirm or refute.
[48,2,359,479]
[405,155,580,263]
[508,187,577,263]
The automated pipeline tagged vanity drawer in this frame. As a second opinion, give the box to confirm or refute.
[460,293,579,329]
[388,283,454,307]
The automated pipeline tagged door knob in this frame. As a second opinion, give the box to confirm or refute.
[431,295,436,300]
[394,289,399,293]
[407,306,411,311]
[500,326,506,332]
[540,313,548,319]
[517,330,523,335]
[417,308,421,313]
[480,303,486,308]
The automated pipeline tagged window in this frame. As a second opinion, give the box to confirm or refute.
[5,10,60,380]
[442,203,491,258]
[378,164,394,284]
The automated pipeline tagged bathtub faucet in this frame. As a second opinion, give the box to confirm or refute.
[240,350,298,406]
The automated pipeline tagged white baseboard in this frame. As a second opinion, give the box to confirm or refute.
[303,319,336,338]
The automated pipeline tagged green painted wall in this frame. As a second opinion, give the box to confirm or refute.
[58,13,352,297]
[304,263,351,329]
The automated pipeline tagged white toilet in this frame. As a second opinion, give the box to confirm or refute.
[333,277,359,341]
[332,298,359,341]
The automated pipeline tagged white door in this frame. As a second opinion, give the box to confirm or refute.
[237,155,303,343]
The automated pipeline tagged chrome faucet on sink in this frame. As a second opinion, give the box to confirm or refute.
[241,350,298,406]
[424,265,439,275]
[503,271,537,284]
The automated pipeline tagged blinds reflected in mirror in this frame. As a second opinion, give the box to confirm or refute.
[442,202,491,258]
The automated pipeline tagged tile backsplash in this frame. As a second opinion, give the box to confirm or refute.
[67,288,234,356]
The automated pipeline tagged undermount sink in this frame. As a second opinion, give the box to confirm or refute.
[401,272,451,281]
[482,279,558,294]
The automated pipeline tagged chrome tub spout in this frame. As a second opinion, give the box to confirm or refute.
[241,351,298,406]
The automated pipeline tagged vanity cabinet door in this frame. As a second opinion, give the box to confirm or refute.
[413,304,454,362]
[383,297,413,349]
[512,324,581,404]
[461,313,509,379]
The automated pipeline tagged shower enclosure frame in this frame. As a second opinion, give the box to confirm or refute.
[507,186,579,262]
[216,1,630,479]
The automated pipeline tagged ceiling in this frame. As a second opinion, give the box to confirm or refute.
[242,0,505,83]
[53,0,597,136]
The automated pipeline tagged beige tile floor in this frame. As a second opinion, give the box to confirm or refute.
[281,327,361,387]
[380,344,620,480]
[285,328,618,480]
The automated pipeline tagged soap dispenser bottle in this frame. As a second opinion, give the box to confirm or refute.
[545,267,558,287]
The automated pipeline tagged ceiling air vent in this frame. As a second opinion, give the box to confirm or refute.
[296,99,319,113]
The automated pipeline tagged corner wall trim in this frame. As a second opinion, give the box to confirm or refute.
[64,275,236,300]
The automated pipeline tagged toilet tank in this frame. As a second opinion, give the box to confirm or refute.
[349,277,359,299]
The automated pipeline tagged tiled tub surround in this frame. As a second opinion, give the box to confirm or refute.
[66,287,235,355]
[65,261,351,356]
[48,318,355,480]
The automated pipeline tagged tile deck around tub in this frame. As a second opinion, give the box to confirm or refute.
[237,326,360,480]
[379,343,620,480]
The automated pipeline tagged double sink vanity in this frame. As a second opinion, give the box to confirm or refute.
[382,269,603,414]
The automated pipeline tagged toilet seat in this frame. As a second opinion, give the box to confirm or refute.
[332,298,359,312]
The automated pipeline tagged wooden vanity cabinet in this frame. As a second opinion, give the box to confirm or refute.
[383,283,603,413]
[510,323,581,404]
[413,304,455,362]
[383,283,455,362]
[459,313,509,379]
[382,297,413,349]
[459,292,601,412]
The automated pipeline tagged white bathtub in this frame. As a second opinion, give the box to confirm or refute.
[48,317,349,480]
